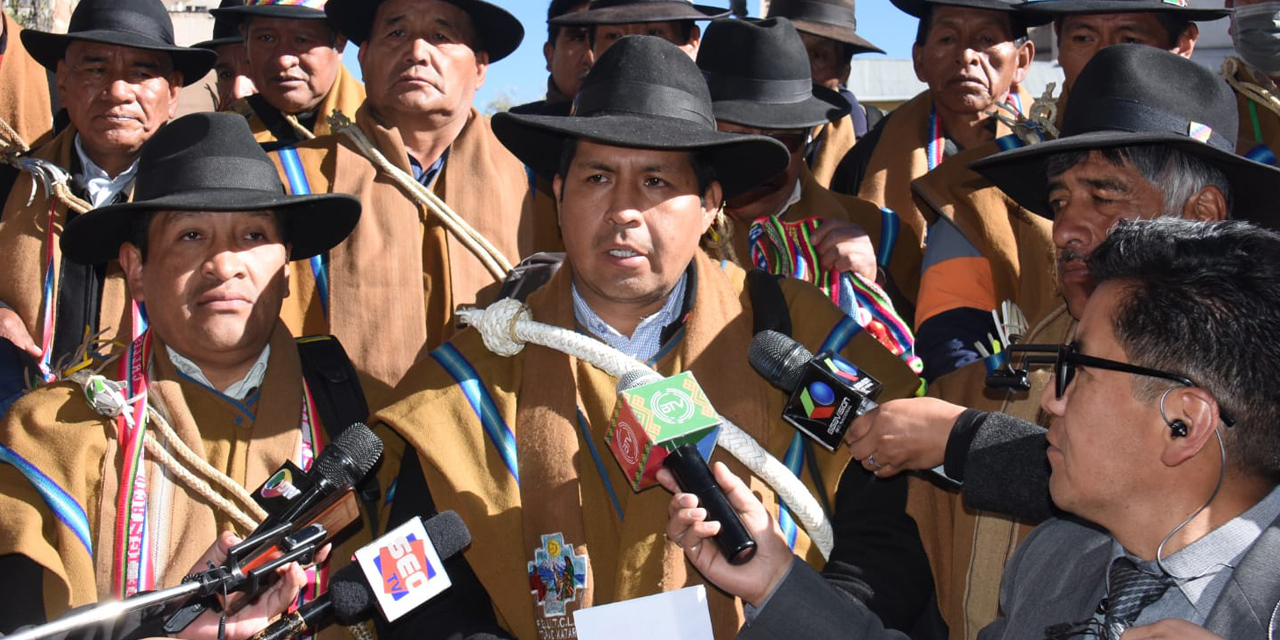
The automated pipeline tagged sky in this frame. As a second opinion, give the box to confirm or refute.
[339,0,920,112]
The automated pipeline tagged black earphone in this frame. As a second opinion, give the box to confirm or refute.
[1168,419,1189,438]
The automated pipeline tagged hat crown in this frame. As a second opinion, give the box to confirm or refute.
[572,35,716,128]
[1063,44,1238,151]
[68,0,177,45]
[700,18,814,84]
[132,113,285,205]
[767,0,858,28]
[587,0,698,8]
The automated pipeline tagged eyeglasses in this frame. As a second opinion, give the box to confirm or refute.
[1004,342,1236,427]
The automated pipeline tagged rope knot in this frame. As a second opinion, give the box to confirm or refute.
[459,298,531,357]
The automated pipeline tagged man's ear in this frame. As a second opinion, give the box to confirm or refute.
[333,35,348,54]
[1181,185,1228,223]
[167,72,183,118]
[119,243,146,304]
[55,60,69,104]
[911,43,925,82]
[544,41,555,73]
[700,181,724,232]
[474,50,490,90]
[282,247,292,299]
[553,174,565,222]
[1172,22,1198,58]
[680,24,701,59]
[1159,386,1221,468]
[1012,40,1034,85]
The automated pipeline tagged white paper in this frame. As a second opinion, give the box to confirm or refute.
[573,585,714,640]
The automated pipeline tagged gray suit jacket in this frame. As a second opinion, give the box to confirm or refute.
[747,514,1280,639]
[983,514,1280,640]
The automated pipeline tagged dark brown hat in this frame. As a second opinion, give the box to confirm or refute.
[1019,0,1228,22]
[765,0,883,55]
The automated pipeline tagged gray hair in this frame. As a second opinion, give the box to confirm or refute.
[1045,145,1233,217]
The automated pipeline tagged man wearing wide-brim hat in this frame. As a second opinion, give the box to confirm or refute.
[212,0,365,148]
[840,43,1280,640]
[829,0,1045,248]
[264,0,555,408]
[0,0,215,414]
[194,0,258,113]
[550,0,729,60]
[0,112,366,638]
[698,18,924,320]
[372,34,923,640]
[764,0,886,187]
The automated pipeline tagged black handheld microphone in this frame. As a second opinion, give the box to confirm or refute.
[615,370,757,565]
[164,424,384,634]
[748,330,882,451]
[246,511,472,640]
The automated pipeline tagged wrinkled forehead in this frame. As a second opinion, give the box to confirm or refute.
[64,40,175,71]
[370,0,480,46]
[924,5,1016,37]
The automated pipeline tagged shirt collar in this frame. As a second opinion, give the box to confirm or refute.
[167,344,271,401]
[572,268,692,362]
[774,179,804,218]
[408,148,449,187]
[73,134,138,207]
[1110,484,1280,610]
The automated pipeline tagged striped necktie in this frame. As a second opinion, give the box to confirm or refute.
[1105,557,1175,640]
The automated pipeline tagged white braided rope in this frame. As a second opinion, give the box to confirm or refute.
[73,373,268,532]
[458,300,834,558]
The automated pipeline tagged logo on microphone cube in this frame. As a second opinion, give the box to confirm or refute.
[800,381,836,420]
[606,371,720,491]
[355,516,452,622]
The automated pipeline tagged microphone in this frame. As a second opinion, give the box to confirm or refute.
[163,424,384,633]
[750,332,960,487]
[248,511,472,640]
[748,330,882,451]
[609,370,757,565]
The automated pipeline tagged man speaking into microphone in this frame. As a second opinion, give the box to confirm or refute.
[372,35,930,640]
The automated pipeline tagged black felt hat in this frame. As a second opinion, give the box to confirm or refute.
[324,0,524,62]
[969,44,1280,230]
[211,0,330,23]
[549,0,730,26]
[765,0,883,55]
[21,0,216,86]
[1018,0,1228,22]
[195,0,250,50]
[62,112,361,265]
[491,35,791,199]
[891,0,1054,26]
[699,18,851,130]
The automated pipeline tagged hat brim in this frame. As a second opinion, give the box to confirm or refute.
[211,5,328,21]
[787,19,884,55]
[194,36,243,51]
[549,3,730,25]
[969,131,1280,231]
[1019,1,1228,21]
[713,82,852,130]
[61,190,361,265]
[890,0,1055,25]
[491,111,792,199]
[327,0,523,62]
[21,29,217,86]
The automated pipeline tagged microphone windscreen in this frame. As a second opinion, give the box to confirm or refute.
[749,330,813,392]
[616,368,662,394]
[318,423,384,485]
[329,564,375,625]
[424,510,472,559]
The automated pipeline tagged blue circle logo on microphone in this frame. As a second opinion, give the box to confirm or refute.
[801,381,836,419]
